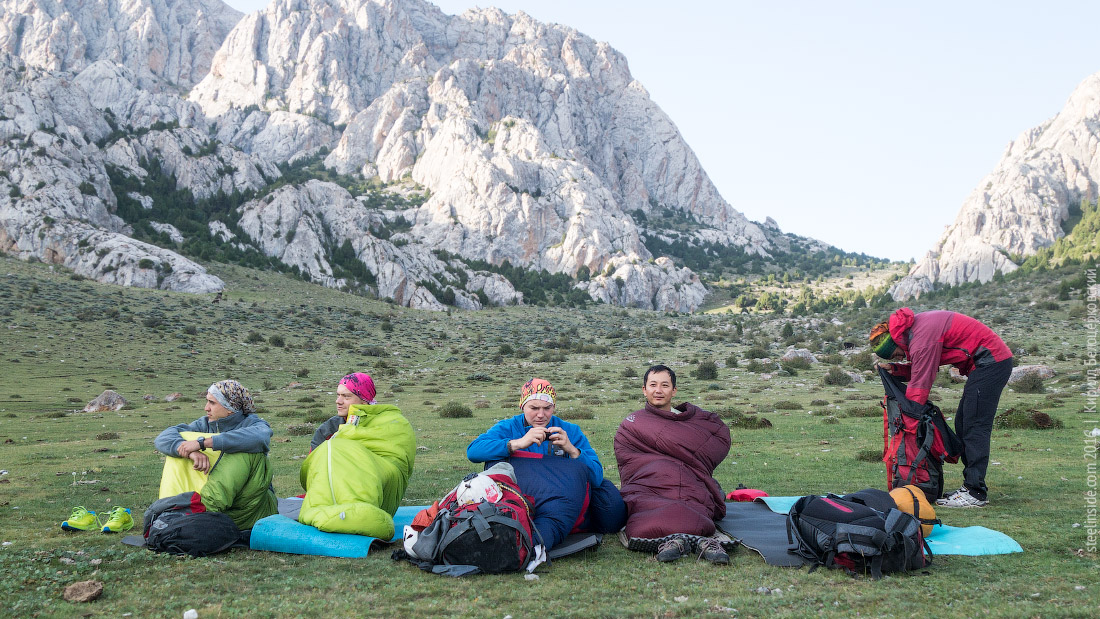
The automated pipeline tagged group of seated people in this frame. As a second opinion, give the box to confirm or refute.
[154,364,734,564]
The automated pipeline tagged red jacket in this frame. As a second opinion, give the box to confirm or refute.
[887,308,1012,404]
[614,402,730,538]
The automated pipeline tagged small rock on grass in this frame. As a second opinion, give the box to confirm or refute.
[63,580,103,603]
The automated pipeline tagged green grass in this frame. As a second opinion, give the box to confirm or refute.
[0,255,1096,616]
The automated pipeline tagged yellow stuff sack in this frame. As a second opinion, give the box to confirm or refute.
[158,431,222,498]
[890,484,940,537]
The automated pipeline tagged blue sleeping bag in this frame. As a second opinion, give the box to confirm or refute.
[506,454,589,550]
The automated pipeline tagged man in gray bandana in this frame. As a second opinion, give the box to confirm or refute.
[155,380,272,473]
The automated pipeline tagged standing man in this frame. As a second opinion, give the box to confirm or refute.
[614,365,731,564]
[871,307,1013,508]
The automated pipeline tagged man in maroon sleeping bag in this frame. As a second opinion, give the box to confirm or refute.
[614,365,731,564]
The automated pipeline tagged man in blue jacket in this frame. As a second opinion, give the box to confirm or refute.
[467,378,626,547]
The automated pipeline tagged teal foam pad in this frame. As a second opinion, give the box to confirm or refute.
[250,505,425,558]
[751,496,1022,556]
[924,524,1022,556]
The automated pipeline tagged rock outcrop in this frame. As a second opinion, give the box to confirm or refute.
[0,54,224,292]
[83,389,128,412]
[0,0,242,90]
[894,71,1100,299]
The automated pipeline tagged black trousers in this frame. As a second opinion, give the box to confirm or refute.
[955,358,1013,500]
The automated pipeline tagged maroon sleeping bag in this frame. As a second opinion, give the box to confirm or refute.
[614,402,730,538]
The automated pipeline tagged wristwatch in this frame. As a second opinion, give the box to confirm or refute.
[197,436,205,450]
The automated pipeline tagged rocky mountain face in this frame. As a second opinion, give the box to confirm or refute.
[1,0,790,311]
[0,54,225,291]
[0,0,241,91]
[892,71,1100,300]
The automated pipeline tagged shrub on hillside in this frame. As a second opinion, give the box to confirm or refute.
[846,350,872,369]
[843,405,881,418]
[559,409,595,420]
[784,357,812,371]
[856,449,881,462]
[1013,373,1046,394]
[715,407,772,429]
[745,345,769,360]
[823,366,852,386]
[745,360,768,373]
[439,401,473,418]
[304,409,330,424]
[287,424,314,436]
[695,360,718,380]
[994,407,1063,429]
[773,400,803,410]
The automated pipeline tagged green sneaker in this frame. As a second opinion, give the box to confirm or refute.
[100,506,134,533]
[61,506,100,532]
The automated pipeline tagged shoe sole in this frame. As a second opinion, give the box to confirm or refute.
[61,523,96,531]
[101,525,134,533]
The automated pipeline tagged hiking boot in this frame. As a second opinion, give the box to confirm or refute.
[696,537,730,565]
[100,506,134,533]
[61,506,99,532]
[936,487,988,508]
[656,537,692,562]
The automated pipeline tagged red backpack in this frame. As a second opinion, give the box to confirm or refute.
[879,368,963,503]
[398,464,545,576]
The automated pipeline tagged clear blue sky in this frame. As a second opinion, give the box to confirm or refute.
[223,0,1100,262]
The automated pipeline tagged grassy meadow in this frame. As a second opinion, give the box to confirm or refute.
[0,254,1096,617]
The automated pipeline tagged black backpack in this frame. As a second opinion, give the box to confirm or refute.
[396,468,544,576]
[786,491,930,579]
[143,492,244,557]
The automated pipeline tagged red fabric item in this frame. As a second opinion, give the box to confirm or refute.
[614,402,731,538]
[887,308,1011,404]
[726,488,769,502]
[189,491,207,514]
[410,501,441,532]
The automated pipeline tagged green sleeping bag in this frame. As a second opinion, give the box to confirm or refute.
[298,404,415,538]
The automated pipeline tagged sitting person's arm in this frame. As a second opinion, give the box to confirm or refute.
[310,416,344,452]
[467,417,521,462]
[154,420,206,458]
[208,416,272,454]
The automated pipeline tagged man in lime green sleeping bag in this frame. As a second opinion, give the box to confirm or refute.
[298,373,416,538]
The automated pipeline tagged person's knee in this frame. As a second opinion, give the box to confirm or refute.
[587,481,627,533]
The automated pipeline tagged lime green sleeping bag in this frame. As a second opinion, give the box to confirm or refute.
[298,404,415,538]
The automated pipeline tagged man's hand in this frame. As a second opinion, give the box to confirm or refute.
[176,440,201,458]
[188,451,211,473]
[545,426,580,458]
[873,361,895,374]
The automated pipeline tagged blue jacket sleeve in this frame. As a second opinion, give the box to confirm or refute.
[154,418,209,457]
[565,423,604,486]
[466,417,519,463]
[211,416,272,454]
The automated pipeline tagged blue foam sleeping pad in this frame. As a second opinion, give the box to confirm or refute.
[753,496,1022,556]
[250,503,422,558]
